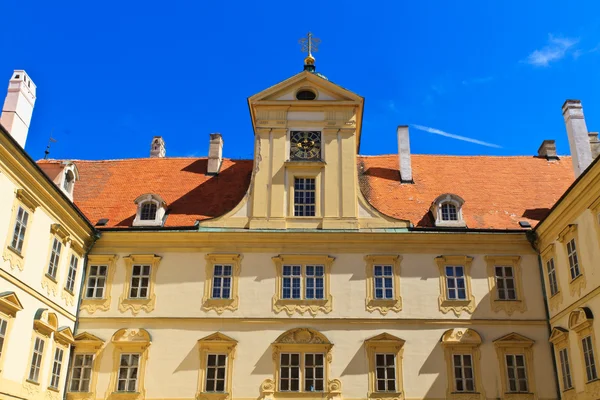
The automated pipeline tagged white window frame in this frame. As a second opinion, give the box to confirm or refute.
[445,265,467,300]
[0,317,7,360]
[205,353,228,393]
[373,265,394,300]
[583,335,598,382]
[47,237,62,279]
[559,347,573,391]
[281,265,325,300]
[10,205,30,254]
[85,265,108,299]
[279,352,325,392]
[441,203,458,221]
[129,265,151,299]
[567,238,581,280]
[279,353,301,392]
[505,354,529,393]
[69,353,94,392]
[132,193,166,227]
[65,254,79,293]
[49,347,64,389]
[116,353,140,392]
[374,353,397,392]
[28,337,45,383]
[211,265,232,299]
[139,202,157,221]
[494,265,517,300]
[546,258,559,296]
[452,353,475,392]
[431,193,466,227]
[293,177,316,217]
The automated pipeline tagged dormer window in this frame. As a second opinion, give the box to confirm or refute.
[431,194,466,228]
[132,194,167,227]
[59,163,79,200]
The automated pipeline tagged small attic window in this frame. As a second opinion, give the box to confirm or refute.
[63,170,75,193]
[59,163,79,200]
[296,89,317,100]
[431,194,466,228]
[133,194,167,227]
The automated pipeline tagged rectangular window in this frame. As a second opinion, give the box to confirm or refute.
[211,265,232,299]
[47,238,62,279]
[117,353,140,392]
[494,265,517,300]
[583,336,598,382]
[69,354,94,392]
[28,337,45,383]
[205,354,227,392]
[294,178,316,217]
[505,354,528,393]
[445,266,466,300]
[559,348,573,390]
[305,265,324,300]
[374,265,394,299]
[65,254,79,293]
[304,353,324,392]
[0,318,7,359]
[50,347,64,389]
[280,353,300,391]
[567,239,581,280]
[375,353,396,392]
[129,265,151,299]
[86,265,107,299]
[10,206,29,253]
[453,354,475,392]
[282,265,302,299]
[546,258,559,296]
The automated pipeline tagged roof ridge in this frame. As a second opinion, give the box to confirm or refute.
[358,154,572,158]
[37,156,253,163]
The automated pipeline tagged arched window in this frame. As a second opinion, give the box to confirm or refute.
[60,163,79,200]
[133,194,166,227]
[63,170,75,192]
[140,202,157,221]
[431,194,466,227]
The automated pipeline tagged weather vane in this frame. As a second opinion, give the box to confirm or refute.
[299,32,320,57]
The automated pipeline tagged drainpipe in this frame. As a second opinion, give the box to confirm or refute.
[62,230,100,399]
[527,230,561,400]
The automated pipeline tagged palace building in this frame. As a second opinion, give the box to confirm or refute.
[1,47,600,400]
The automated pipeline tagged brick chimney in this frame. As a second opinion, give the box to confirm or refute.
[563,100,593,176]
[537,140,558,160]
[397,125,413,183]
[1,70,36,148]
[207,133,224,175]
[150,136,166,158]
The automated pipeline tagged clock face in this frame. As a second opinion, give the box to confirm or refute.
[290,131,321,160]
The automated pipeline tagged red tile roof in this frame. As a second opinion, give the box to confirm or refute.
[38,154,575,230]
[358,154,575,229]
[37,158,253,228]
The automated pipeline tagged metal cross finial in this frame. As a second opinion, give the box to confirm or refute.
[299,32,321,57]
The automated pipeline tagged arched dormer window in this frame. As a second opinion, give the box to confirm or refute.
[431,194,466,227]
[132,194,166,227]
[60,163,79,200]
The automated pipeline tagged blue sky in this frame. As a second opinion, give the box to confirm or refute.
[2,0,600,160]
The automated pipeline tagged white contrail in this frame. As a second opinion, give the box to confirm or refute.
[411,124,502,148]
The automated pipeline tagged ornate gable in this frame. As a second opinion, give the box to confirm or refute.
[0,291,23,316]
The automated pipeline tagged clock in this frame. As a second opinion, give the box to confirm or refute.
[290,131,321,160]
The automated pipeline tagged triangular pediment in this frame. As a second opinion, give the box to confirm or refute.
[0,291,24,316]
[365,332,405,344]
[198,332,237,343]
[249,71,363,103]
[493,332,535,344]
[74,331,105,343]
[56,326,75,345]
[549,327,569,344]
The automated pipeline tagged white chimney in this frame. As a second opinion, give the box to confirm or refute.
[150,136,166,158]
[563,100,593,176]
[537,140,558,159]
[589,132,600,159]
[397,125,413,183]
[207,133,224,175]
[1,70,37,148]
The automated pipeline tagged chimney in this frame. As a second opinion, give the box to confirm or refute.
[397,125,413,183]
[150,136,166,158]
[0,70,36,148]
[207,133,224,175]
[563,100,593,176]
[589,132,600,159]
[537,140,558,160]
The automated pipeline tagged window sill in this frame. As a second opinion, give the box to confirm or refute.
[367,391,403,399]
[202,297,238,314]
[7,246,23,258]
[45,273,58,283]
[569,273,587,297]
[272,297,333,316]
[438,298,475,316]
[366,298,402,315]
[25,379,40,386]
[81,297,111,313]
[118,296,156,315]
[48,386,60,393]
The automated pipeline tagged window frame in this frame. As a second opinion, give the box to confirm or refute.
[430,193,466,227]
[557,224,586,297]
[81,255,118,313]
[485,256,526,316]
[27,335,46,384]
[0,292,23,375]
[132,194,166,227]
[41,226,70,297]
[452,353,475,393]
[272,255,334,316]
[436,256,475,316]
[62,245,84,307]
[196,332,237,400]
[67,332,105,400]
[119,255,162,315]
[48,345,65,390]
[365,255,402,315]
[107,329,151,400]
[285,166,323,220]
[549,327,574,393]
[441,328,485,400]
[3,190,38,271]
[493,332,536,397]
[569,307,599,395]
[263,328,341,399]
[24,309,59,389]
[202,254,242,314]
[541,244,563,312]
[293,177,317,217]
[365,333,405,399]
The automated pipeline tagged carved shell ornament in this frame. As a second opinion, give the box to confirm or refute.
[278,328,327,344]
